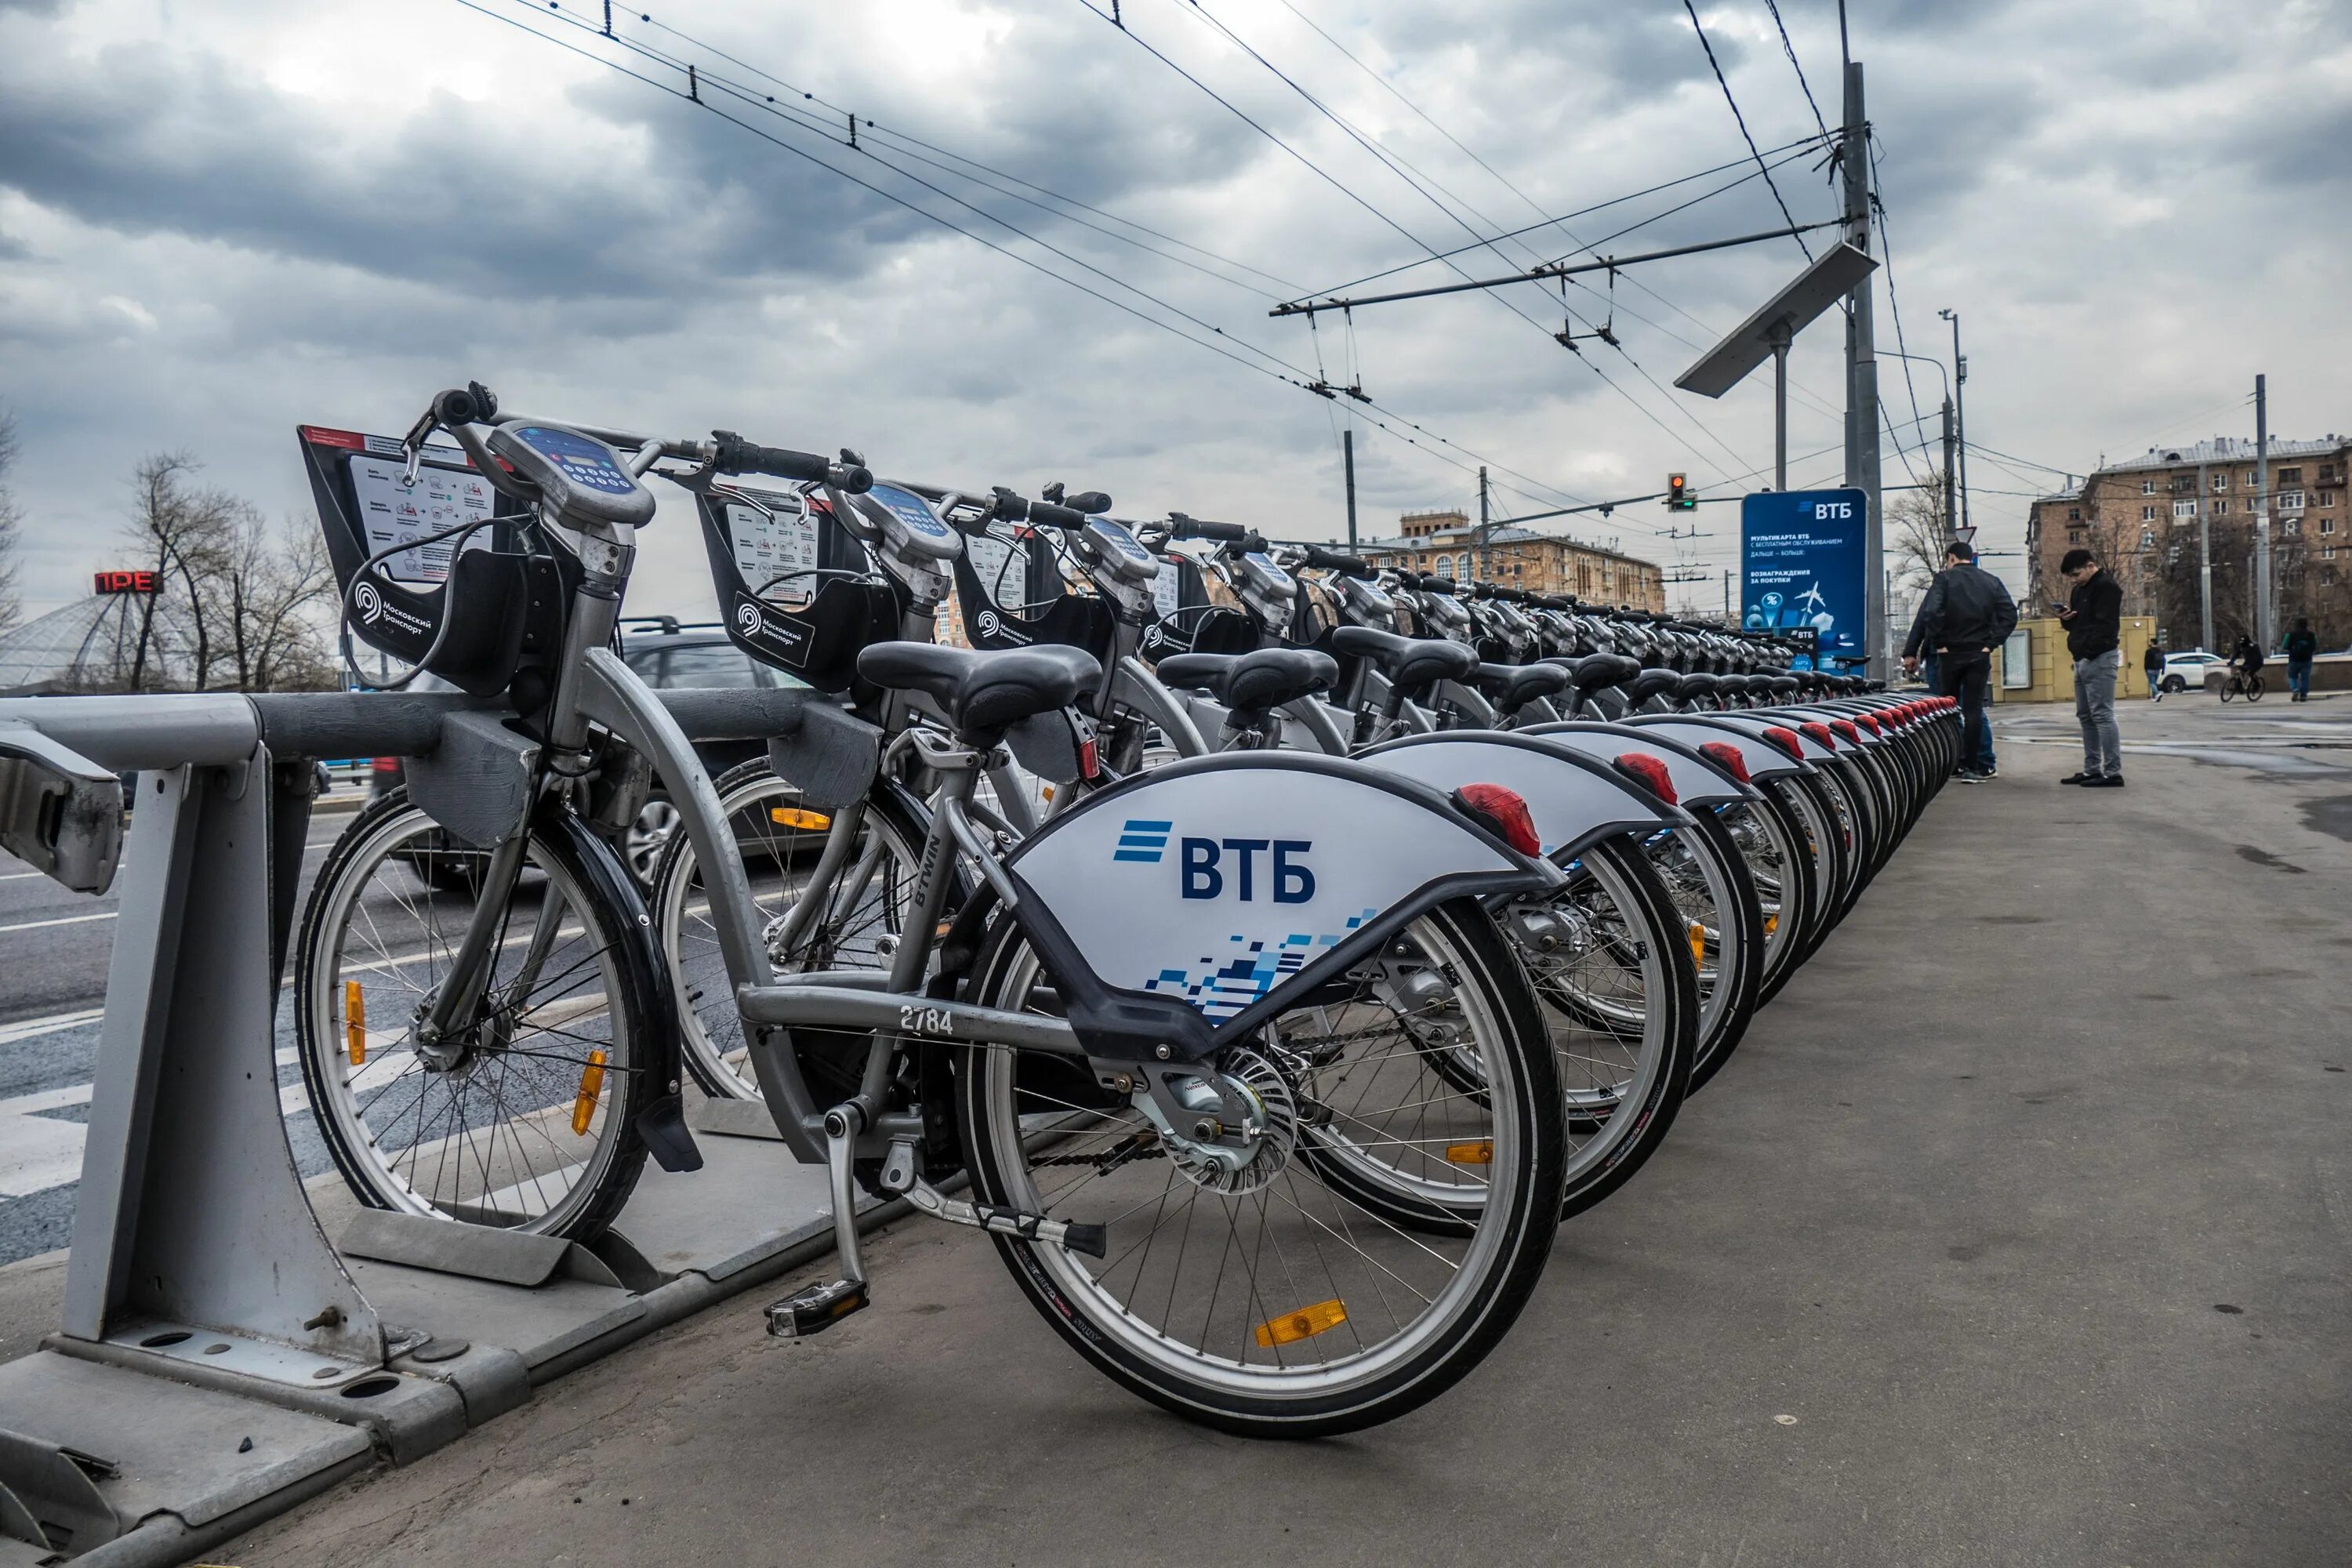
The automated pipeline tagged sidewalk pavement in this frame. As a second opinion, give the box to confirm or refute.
[55,708,2352,1566]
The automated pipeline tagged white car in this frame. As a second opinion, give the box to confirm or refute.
[2158,650,2223,693]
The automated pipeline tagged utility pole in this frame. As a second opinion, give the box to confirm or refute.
[1842,62,1885,677]
[2198,458,2216,653]
[1342,428,1359,549]
[1939,309,1970,538]
[1770,321,1791,491]
[1723,569,1733,620]
[2254,372,2274,649]
[1941,395,1958,539]
[1476,465,1491,579]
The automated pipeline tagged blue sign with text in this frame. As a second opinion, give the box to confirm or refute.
[1741,488,1867,670]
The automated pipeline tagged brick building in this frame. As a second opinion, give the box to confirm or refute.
[1357,509,1667,612]
[2024,434,2350,650]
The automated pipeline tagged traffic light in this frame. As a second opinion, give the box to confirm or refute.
[1665,473,1697,511]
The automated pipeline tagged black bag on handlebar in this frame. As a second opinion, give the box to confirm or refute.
[299,423,574,699]
[951,526,1117,655]
[1138,547,1256,662]
[693,486,899,694]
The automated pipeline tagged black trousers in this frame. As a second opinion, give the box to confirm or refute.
[1937,650,1991,773]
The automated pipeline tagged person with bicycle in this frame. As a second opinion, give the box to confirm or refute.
[2285,617,2318,702]
[2230,633,2265,699]
[2056,546,2125,787]
[1901,539,2015,782]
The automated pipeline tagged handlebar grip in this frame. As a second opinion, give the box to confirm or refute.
[1065,491,1112,516]
[1029,500,1089,530]
[711,431,873,493]
[430,382,498,428]
[1410,573,1456,596]
[1301,544,1372,577]
[1167,512,1248,544]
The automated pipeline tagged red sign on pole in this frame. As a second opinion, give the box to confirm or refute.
[93,570,159,595]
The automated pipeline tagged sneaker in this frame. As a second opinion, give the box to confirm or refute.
[1956,769,1988,783]
[2082,775,2125,788]
[1980,762,1999,779]
[2060,771,2094,785]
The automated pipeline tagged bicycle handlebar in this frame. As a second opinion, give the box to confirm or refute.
[1298,543,1373,578]
[712,431,873,494]
[1166,512,1248,544]
[992,487,1091,531]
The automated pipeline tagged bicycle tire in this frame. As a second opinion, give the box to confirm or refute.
[958,896,1566,1439]
[649,759,934,1102]
[294,787,655,1240]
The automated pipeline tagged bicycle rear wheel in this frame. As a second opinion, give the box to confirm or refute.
[959,897,1565,1438]
[294,789,654,1239]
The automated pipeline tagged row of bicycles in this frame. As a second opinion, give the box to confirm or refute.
[292,386,1959,1436]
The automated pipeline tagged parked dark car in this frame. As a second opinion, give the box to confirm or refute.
[369,619,812,882]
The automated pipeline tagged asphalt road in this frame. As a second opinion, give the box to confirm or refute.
[0,789,365,1263]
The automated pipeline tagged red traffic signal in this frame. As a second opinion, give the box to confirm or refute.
[1664,473,1697,512]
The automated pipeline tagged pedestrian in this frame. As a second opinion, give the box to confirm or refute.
[2056,546,2125,787]
[2143,639,2165,702]
[2285,616,2318,702]
[1900,539,2016,782]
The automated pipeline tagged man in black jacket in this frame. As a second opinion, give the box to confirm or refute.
[2056,546,2125,786]
[1902,539,2017,779]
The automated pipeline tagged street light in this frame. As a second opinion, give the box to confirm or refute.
[1882,347,1956,537]
[1937,308,1969,537]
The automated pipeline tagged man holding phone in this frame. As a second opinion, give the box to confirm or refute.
[2056,546,2126,786]
[1902,539,2017,781]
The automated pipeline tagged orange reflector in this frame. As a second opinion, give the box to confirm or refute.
[1444,1140,1494,1166]
[1040,784,1056,803]
[343,981,366,1066]
[1688,922,1707,967]
[572,1049,608,1135]
[768,806,831,830]
[1764,913,1780,938]
[1254,1298,1348,1348]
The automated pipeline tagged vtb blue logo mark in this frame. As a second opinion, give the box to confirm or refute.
[1114,820,1315,902]
[1181,838,1314,903]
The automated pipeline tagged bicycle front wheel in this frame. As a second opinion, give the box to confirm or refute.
[959,897,1565,1438]
[294,789,654,1239]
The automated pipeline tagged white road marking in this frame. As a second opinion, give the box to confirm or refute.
[0,1009,107,1048]
[0,912,117,935]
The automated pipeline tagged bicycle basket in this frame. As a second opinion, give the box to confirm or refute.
[694,484,898,693]
[952,527,1117,656]
[1138,548,1257,662]
[299,423,572,697]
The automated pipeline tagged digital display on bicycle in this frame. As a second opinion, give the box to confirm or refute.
[1243,551,1294,592]
[866,482,953,540]
[514,425,636,497]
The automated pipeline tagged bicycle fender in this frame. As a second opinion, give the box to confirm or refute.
[535,796,702,1174]
[1617,715,1812,782]
[1355,731,1686,861]
[1004,752,1554,1064]
[1519,720,1762,807]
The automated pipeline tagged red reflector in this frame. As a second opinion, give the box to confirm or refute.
[1856,713,1882,735]
[1761,725,1805,759]
[1079,735,1101,781]
[1798,721,1836,750]
[1697,740,1751,785]
[1830,719,1860,743]
[1612,752,1679,807]
[371,757,400,774]
[1451,783,1543,858]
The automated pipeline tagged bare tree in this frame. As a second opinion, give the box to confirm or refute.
[0,407,23,637]
[1887,463,1951,601]
[119,453,334,691]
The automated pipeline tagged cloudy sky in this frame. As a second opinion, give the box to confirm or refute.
[3,0,2348,622]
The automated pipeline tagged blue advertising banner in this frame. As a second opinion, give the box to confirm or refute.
[1741,488,1867,669]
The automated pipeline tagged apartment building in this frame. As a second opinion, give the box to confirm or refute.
[1358,509,1667,612]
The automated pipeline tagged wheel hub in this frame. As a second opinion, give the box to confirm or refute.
[1143,1047,1298,1196]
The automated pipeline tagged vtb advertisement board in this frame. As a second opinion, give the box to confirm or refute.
[1741,488,1867,670]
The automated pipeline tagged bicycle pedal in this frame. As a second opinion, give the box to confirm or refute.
[764,1277,869,1338]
